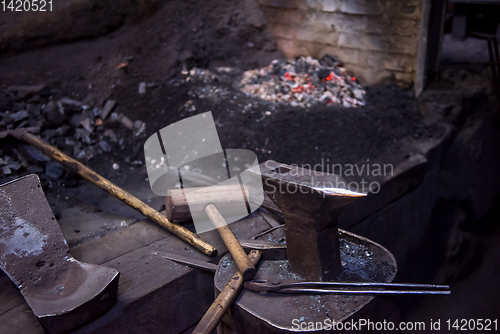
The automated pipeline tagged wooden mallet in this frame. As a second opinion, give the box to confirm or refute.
[165,184,281,222]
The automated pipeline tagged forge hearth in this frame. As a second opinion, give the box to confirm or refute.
[239,55,366,107]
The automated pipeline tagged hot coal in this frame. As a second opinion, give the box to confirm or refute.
[240,55,366,108]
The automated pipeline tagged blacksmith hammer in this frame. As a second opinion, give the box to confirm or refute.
[0,174,119,334]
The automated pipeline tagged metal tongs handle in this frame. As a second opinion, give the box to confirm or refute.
[244,280,450,295]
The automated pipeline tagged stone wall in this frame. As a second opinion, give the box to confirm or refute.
[257,0,423,85]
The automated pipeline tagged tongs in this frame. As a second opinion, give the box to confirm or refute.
[244,279,450,295]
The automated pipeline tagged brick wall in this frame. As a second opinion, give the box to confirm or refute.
[257,0,423,85]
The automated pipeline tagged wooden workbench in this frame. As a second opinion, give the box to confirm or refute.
[0,213,273,334]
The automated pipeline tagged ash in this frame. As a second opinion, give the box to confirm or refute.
[267,260,302,281]
[218,235,395,284]
[240,55,365,108]
[219,255,233,271]
[337,238,392,282]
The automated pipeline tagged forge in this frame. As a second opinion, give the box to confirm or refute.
[1,0,499,333]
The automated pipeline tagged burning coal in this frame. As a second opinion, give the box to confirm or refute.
[240,55,365,108]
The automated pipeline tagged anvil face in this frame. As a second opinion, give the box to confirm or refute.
[249,161,366,281]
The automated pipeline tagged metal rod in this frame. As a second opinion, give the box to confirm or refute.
[153,251,218,273]
[245,280,450,295]
[251,225,285,240]
[278,288,450,295]
[279,281,449,290]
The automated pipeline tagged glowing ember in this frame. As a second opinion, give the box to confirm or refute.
[240,55,365,108]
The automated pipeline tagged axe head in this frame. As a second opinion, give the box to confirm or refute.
[0,175,119,334]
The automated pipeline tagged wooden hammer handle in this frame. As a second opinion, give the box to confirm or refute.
[205,204,256,280]
[193,250,262,334]
[15,131,217,257]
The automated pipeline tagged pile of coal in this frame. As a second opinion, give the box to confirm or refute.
[0,84,146,182]
[240,55,365,108]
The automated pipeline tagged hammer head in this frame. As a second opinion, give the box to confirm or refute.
[0,175,119,334]
[248,161,366,281]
